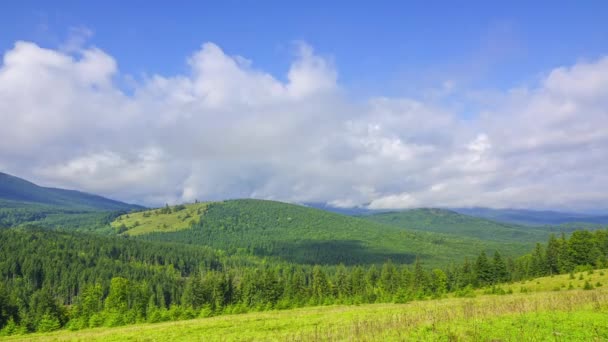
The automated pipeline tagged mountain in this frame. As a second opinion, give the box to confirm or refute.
[302,202,385,216]
[0,172,143,211]
[0,172,144,230]
[361,208,551,243]
[453,207,608,226]
[114,199,537,267]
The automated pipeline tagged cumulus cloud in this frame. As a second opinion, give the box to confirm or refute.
[0,39,607,211]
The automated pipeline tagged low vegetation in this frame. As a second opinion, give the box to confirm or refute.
[1,227,606,337]
[6,271,607,341]
[110,202,208,235]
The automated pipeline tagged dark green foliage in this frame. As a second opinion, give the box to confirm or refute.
[492,251,510,283]
[474,251,493,286]
[0,200,120,231]
[138,199,530,266]
[362,208,551,244]
[0,226,607,335]
[453,207,608,227]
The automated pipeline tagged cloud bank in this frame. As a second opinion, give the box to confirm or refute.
[1,40,607,211]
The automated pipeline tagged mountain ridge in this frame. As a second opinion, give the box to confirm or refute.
[0,171,143,211]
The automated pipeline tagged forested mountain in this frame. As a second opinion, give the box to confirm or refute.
[1,173,607,336]
[0,172,143,230]
[454,207,608,226]
[0,172,142,211]
[361,208,552,243]
[118,199,534,266]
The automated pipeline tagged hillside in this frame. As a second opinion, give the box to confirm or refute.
[0,172,142,212]
[110,202,208,235]
[13,270,608,341]
[454,207,608,226]
[362,208,551,243]
[0,172,143,230]
[118,199,533,266]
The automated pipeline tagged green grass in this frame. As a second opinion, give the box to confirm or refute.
[110,202,208,235]
[500,270,607,293]
[129,199,534,266]
[9,271,608,341]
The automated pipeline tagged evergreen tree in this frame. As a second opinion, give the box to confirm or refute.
[545,234,560,275]
[492,251,509,283]
[311,266,330,303]
[474,251,493,286]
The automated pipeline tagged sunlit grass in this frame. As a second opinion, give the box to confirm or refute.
[110,202,208,235]
[8,270,608,341]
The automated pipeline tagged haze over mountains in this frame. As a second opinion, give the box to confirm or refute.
[1,171,606,266]
[0,172,142,212]
[306,201,608,227]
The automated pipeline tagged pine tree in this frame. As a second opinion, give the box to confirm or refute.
[545,234,560,275]
[311,266,330,303]
[492,251,509,283]
[474,251,492,286]
[379,260,399,300]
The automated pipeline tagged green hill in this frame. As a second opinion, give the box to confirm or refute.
[0,172,143,230]
[361,208,552,243]
[454,207,608,226]
[117,199,534,266]
[0,172,142,211]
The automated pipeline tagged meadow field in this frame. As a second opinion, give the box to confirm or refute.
[6,270,607,341]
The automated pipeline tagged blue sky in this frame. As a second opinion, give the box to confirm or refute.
[2,1,607,96]
[1,1,607,211]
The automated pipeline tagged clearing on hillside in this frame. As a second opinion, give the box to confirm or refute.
[111,202,208,235]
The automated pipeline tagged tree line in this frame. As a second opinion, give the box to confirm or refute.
[1,227,607,335]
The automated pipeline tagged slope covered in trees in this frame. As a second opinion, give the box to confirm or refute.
[0,172,142,212]
[0,173,143,231]
[454,207,608,227]
[362,208,551,243]
[129,199,533,266]
[1,226,607,336]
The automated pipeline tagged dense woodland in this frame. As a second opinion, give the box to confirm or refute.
[1,227,606,335]
[0,200,123,233]
[136,200,533,266]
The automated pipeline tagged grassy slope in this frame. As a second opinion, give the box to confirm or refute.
[13,270,608,341]
[110,202,208,235]
[361,208,551,244]
[121,199,533,266]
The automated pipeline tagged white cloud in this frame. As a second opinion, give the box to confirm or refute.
[0,39,607,211]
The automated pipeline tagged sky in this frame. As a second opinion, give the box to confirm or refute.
[1,1,607,211]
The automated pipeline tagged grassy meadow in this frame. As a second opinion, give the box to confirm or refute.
[110,202,208,235]
[7,270,608,341]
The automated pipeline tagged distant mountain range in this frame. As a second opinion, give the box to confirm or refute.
[0,172,143,211]
[305,202,608,227]
[452,207,608,226]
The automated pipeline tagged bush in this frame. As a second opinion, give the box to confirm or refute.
[455,285,476,298]
[199,305,214,318]
[89,313,104,328]
[104,312,125,327]
[0,318,19,336]
[583,281,594,290]
[37,314,61,332]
